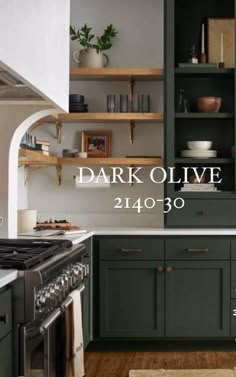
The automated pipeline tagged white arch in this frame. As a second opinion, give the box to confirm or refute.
[8,108,60,238]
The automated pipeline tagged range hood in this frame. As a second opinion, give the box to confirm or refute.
[0,66,44,102]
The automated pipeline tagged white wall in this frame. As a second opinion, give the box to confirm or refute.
[0,0,70,112]
[28,0,164,228]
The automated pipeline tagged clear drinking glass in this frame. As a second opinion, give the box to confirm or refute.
[120,94,129,112]
[132,94,141,112]
[107,94,116,112]
[141,94,151,113]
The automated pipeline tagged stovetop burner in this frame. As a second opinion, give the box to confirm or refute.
[0,239,72,270]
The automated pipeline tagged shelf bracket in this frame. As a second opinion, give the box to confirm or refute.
[129,121,135,144]
[56,164,62,186]
[55,120,63,144]
[30,114,63,144]
[22,165,43,186]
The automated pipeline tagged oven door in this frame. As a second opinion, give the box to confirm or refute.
[21,310,65,377]
[20,284,85,377]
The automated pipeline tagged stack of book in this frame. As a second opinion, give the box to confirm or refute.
[35,140,50,156]
[180,183,220,192]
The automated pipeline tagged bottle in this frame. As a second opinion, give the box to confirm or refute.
[177,89,190,113]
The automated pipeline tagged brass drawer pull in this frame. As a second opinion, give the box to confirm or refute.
[121,248,143,253]
[187,248,209,253]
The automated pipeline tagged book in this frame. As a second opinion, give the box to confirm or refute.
[19,229,87,237]
[35,144,50,152]
[35,140,51,146]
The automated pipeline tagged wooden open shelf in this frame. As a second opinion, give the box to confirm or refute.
[40,113,164,124]
[70,67,164,81]
[19,149,163,167]
[58,157,163,166]
[18,149,57,165]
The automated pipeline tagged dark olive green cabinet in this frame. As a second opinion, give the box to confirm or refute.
[165,0,236,228]
[0,287,12,377]
[98,236,232,339]
[100,261,164,337]
[165,261,230,337]
[0,333,12,377]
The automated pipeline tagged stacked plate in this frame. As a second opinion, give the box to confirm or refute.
[69,94,88,113]
[180,141,217,159]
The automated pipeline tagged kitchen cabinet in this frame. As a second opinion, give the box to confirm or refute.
[165,0,236,227]
[0,287,12,377]
[97,236,231,339]
[100,261,164,337]
[165,261,230,337]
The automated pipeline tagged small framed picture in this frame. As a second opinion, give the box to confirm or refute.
[81,131,111,157]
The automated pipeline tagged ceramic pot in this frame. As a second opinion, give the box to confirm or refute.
[197,97,222,113]
[72,48,109,68]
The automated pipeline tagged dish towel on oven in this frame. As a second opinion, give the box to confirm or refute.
[66,289,85,377]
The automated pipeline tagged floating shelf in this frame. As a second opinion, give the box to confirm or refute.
[58,157,163,166]
[70,67,164,81]
[18,150,163,167]
[18,149,57,165]
[175,113,234,119]
[40,113,164,124]
[175,68,234,76]
[175,158,234,164]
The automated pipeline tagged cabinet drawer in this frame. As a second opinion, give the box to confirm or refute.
[166,238,230,260]
[0,288,12,341]
[0,332,12,377]
[99,237,164,260]
[166,200,236,227]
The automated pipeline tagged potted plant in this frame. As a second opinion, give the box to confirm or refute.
[70,23,118,68]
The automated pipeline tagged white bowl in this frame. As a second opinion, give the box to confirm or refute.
[187,141,213,150]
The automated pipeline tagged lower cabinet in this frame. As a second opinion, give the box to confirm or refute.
[100,261,164,337]
[99,257,231,338]
[0,332,12,377]
[165,261,230,337]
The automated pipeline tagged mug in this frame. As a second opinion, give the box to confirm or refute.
[72,48,109,68]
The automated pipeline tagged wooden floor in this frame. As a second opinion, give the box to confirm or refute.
[85,351,236,377]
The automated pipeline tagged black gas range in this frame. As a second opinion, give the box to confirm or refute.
[0,238,90,377]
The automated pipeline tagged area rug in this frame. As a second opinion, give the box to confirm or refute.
[129,369,236,377]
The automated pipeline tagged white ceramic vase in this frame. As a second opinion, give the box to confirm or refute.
[72,48,109,68]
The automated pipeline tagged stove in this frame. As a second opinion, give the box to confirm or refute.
[1,238,91,377]
[0,239,72,269]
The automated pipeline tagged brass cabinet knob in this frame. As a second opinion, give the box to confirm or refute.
[157,266,164,272]
[0,313,9,324]
[166,266,173,273]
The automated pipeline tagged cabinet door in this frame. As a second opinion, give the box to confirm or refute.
[81,252,91,348]
[0,333,12,377]
[100,261,164,337]
[165,261,230,337]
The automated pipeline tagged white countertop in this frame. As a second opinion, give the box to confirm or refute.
[58,227,236,245]
[0,269,18,289]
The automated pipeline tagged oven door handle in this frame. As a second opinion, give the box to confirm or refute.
[26,283,86,338]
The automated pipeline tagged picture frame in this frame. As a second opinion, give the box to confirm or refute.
[208,18,235,68]
[81,131,111,157]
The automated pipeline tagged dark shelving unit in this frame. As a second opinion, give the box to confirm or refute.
[175,113,234,119]
[165,0,236,227]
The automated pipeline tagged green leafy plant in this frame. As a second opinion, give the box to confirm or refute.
[70,23,118,52]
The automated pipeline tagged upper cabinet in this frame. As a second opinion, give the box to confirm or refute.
[0,0,70,111]
[165,0,236,227]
